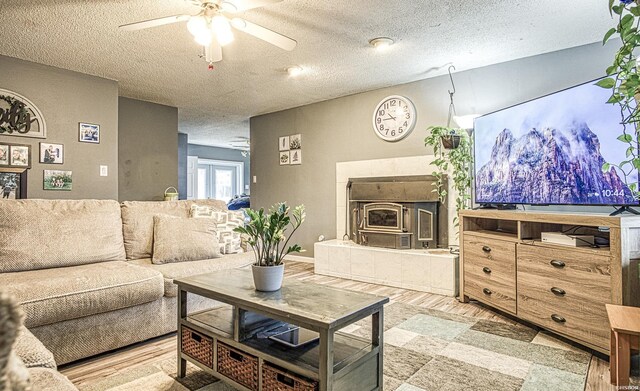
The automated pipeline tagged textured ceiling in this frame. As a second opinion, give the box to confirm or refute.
[0,0,612,148]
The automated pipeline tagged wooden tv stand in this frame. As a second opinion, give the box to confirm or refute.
[459,209,640,354]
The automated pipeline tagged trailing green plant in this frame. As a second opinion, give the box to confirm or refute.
[424,126,473,227]
[234,203,305,267]
[599,0,640,200]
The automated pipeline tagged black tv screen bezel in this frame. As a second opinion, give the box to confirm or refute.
[472,76,640,207]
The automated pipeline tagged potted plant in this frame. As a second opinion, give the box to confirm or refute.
[424,126,473,230]
[234,203,305,291]
[599,0,640,200]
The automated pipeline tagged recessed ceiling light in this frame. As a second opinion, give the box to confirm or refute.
[369,37,394,51]
[287,66,303,77]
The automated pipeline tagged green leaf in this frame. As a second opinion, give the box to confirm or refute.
[627,146,635,157]
[634,158,640,170]
[602,162,611,173]
[604,28,617,45]
[596,77,616,89]
[632,6,640,17]
[610,0,615,15]
[618,134,634,143]
[613,4,624,15]
[622,14,635,30]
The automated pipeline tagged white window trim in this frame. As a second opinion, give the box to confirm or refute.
[197,159,244,199]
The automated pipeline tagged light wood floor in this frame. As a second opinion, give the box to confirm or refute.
[60,260,616,391]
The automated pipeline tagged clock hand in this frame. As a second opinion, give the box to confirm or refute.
[386,114,396,121]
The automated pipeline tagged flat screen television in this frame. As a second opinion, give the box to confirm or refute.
[473,77,638,206]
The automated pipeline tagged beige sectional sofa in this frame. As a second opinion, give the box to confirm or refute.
[0,199,254,388]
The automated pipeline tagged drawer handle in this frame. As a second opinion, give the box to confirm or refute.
[550,260,566,268]
[550,287,566,296]
[229,350,244,362]
[482,246,492,253]
[276,373,295,387]
[482,288,493,295]
[482,267,492,274]
[191,332,202,343]
[551,314,566,323]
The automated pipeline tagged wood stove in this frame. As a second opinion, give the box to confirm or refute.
[347,175,448,249]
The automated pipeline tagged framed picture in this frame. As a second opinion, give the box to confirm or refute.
[9,145,30,168]
[0,169,27,199]
[289,134,302,150]
[44,170,72,191]
[279,151,290,165]
[79,122,100,144]
[0,144,8,166]
[279,136,290,151]
[290,149,302,165]
[39,143,64,164]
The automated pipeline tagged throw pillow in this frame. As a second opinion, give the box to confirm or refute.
[152,215,221,264]
[190,206,245,254]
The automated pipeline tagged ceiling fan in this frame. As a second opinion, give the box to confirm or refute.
[119,0,297,66]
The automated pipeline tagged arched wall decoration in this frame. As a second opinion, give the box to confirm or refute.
[0,88,47,139]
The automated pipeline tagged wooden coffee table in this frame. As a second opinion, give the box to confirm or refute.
[175,268,389,391]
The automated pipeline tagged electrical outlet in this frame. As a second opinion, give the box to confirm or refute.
[253,176,257,184]
[100,165,108,177]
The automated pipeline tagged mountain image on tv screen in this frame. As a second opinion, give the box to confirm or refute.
[474,78,637,206]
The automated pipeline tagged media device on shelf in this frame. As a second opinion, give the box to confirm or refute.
[473,77,639,215]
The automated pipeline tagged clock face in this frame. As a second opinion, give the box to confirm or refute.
[372,95,417,142]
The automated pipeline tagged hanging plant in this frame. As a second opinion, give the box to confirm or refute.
[424,126,473,228]
[599,0,640,200]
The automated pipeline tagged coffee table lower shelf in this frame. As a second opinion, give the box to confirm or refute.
[180,307,381,391]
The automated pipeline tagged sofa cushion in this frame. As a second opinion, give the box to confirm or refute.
[152,215,221,264]
[14,327,57,369]
[28,367,77,391]
[131,252,254,297]
[0,200,126,272]
[121,200,228,260]
[0,261,164,328]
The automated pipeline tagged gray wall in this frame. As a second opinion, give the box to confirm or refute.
[0,55,119,199]
[118,97,179,201]
[250,42,619,257]
[187,144,251,193]
[178,133,188,199]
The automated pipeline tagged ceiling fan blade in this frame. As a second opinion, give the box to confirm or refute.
[119,15,190,31]
[205,39,223,63]
[221,0,283,13]
[231,18,296,51]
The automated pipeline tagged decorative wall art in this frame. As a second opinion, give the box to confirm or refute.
[39,143,64,164]
[0,169,27,199]
[279,136,290,151]
[44,170,72,191]
[0,143,31,169]
[0,88,47,139]
[278,133,303,166]
[279,151,290,165]
[79,122,100,144]
[289,134,302,150]
[290,149,302,165]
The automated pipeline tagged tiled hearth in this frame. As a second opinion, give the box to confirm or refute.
[314,240,458,296]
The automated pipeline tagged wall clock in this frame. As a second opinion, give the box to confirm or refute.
[372,95,417,142]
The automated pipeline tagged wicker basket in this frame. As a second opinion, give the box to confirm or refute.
[181,327,213,368]
[216,342,259,390]
[262,363,318,391]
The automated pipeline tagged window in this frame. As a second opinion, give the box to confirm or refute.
[195,159,244,203]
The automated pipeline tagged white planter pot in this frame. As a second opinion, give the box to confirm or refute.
[252,264,285,292]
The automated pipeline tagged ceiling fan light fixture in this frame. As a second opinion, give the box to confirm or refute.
[187,16,209,37]
[369,37,394,51]
[211,15,235,46]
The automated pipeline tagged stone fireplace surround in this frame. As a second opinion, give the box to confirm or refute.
[313,155,459,297]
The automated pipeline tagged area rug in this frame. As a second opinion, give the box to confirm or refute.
[79,302,637,391]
